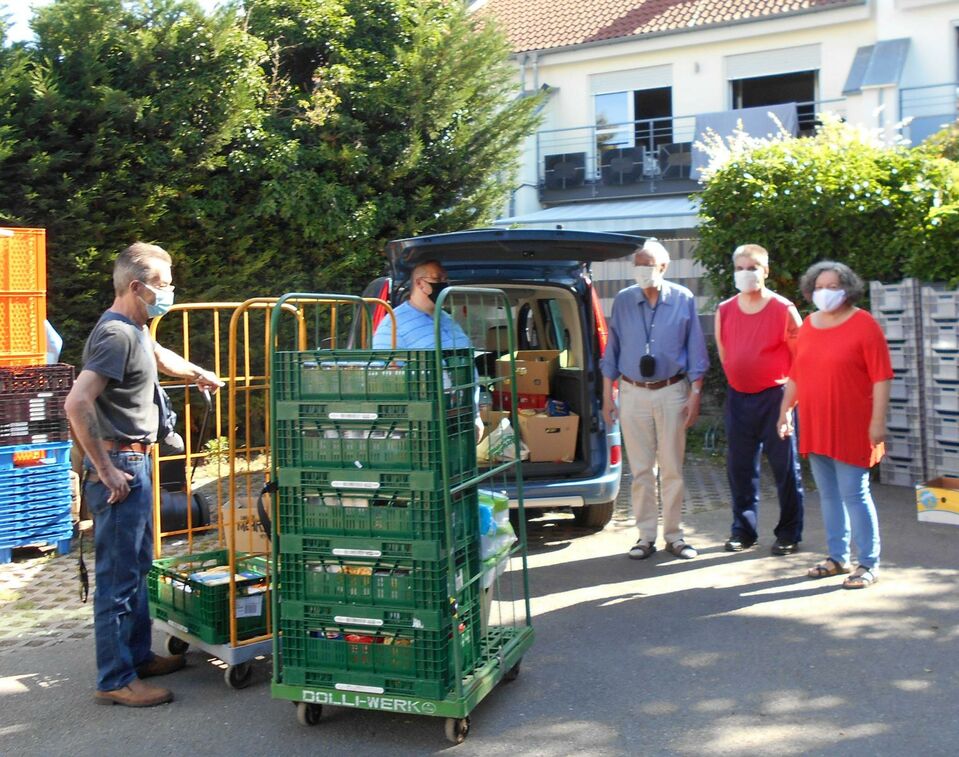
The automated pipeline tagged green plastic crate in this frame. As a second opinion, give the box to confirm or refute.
[274,403,476,480]
[278,478,478,546]
[272,349,474,407]
[278,598,480,696]
[278,546,478,612]
[279,530,469,563]
[276,467,452,492]
[278,664,453,701]
[147,550,268,645]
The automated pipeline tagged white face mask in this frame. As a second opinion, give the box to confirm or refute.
[734,269,763,293]
[634,265,664,290]
[812,288,846,313]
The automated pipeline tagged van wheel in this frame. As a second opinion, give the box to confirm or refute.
[573,501,614,528]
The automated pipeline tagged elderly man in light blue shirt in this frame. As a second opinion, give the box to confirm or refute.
[600,240,709,561]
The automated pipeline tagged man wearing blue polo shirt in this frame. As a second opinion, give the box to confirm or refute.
[601,240,709,561]
[372,260,483,441]
[372,260,470,350]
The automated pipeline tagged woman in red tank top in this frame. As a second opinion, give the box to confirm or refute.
[715,244,804,555]
[778,261,892,589]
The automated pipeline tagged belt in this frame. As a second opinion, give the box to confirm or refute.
[103,440,153,454]
[620,372,686,390]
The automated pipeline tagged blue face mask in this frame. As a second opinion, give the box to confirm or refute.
[139,282,175,318]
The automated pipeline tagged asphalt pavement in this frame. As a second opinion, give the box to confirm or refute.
[1,462,957,756]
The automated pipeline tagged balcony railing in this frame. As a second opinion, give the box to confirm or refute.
[900,82,957,145]
[535,99,846,202]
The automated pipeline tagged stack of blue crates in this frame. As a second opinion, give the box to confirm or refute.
[0,364,74,563]
[921,287,959,478]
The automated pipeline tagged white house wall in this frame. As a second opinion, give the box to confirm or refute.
[509,0,959,217]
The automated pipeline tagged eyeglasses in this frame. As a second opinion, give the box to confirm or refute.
[139,280,175,292]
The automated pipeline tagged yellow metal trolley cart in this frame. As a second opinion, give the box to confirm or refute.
[146,297,391,688]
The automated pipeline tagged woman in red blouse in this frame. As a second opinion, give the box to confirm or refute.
[777,261,892,589]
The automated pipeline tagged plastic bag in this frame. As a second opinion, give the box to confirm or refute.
[476,417,528,462]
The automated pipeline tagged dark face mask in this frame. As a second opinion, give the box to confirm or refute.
[427,280,449,304]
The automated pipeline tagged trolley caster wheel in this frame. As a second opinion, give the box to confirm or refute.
[164,635,189,656]
[297,702,323,727]
[224,662,253,689]
[444,716,470,744]
[503,659,521,683]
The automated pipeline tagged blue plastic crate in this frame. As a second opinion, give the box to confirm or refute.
[0,441,72,471]
[0,498,72,534]
[0,493,72,515]
[0,496,72,522]
[0,517,72,547]
[0,462,71,499]
[0,530,72,563]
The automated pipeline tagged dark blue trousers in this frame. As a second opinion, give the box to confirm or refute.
[724,385,804,543]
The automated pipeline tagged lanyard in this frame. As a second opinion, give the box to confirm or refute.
[638,298,659,355]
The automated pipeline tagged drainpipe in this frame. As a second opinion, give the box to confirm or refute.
[519,54,528,92]
[531,52,539,90]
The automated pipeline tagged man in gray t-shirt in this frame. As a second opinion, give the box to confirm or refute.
[82,311,161,445]
[65,242,221,708]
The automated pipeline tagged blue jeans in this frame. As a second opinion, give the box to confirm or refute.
[86,451,155,691]
[807,453,881,570]
[724,385,804,543]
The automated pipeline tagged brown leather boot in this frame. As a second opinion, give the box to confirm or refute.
[136,654,186,679]
[94,678,173,707]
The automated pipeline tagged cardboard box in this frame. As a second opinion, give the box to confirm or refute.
[479,407,510,442]
[221,493,272,553]
[518,412,579,463]
[496,350,560,395]
[916,477,959,526]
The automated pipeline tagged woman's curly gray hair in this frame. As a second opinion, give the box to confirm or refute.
[799,260,865,305]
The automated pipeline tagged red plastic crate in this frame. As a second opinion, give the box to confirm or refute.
[491,389,547,412]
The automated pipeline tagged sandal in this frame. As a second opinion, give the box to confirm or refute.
[806,558,850,578]
[628,540,657,560]
[666,540,698,560]
[842,565,878,589]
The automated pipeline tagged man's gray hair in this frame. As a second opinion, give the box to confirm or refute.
[638,239,670,264]
[799,260,865,305]
[732,243,769,269]
[113,242,172,296]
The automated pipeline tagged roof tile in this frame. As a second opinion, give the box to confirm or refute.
[477,0,859,53]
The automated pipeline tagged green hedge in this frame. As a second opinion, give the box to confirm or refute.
[695,115,959,308]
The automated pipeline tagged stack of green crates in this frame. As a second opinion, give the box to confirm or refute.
[273,349,482,700]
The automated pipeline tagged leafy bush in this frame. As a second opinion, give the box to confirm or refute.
[695,115,959,306]
[0,0,542,363]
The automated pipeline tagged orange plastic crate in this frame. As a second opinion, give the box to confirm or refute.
[0,227,46,363]
[0,228,46,292]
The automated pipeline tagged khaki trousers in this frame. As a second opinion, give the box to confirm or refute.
[618,379,689,544]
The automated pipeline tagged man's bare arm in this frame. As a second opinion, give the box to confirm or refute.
[64,370,133,504]
[153,343,223,393]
